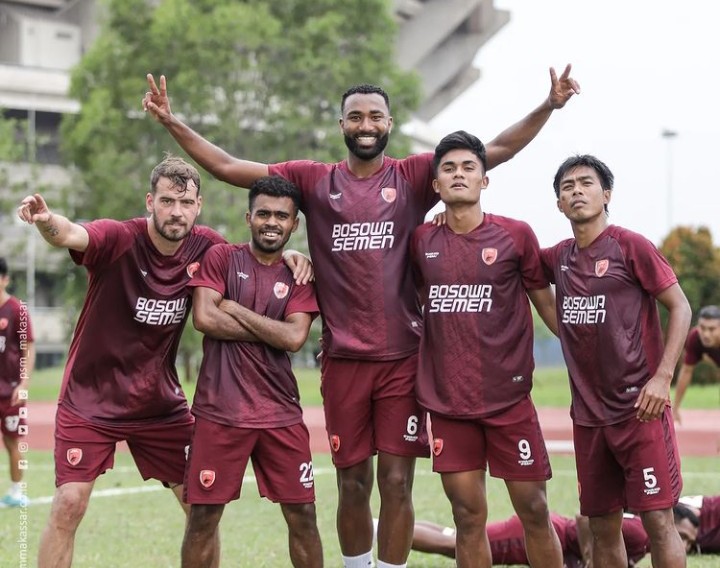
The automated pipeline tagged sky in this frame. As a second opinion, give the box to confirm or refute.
[429,0,720,248]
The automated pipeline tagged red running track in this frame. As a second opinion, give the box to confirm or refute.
[23,403,720,457]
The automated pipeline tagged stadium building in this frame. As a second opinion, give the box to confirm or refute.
[0,0,509,363]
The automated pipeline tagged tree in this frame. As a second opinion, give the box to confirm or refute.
[660,225,720,385]
[660,226,720,311]
[60,0,421,376]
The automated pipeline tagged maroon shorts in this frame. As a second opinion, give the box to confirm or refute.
[320,355,429,468]
[429,396,552,481]
[574,407,682,516]
[0,397,26,439]
[54,404,193,487]
[184,416,315,505]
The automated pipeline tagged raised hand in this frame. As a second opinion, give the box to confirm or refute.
[17,193,52,225]
[548,64,581,109]
[142,74,172,122]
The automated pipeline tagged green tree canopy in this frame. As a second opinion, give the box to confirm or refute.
[59,0,421,374]
[60,0,420,242]
[660,226,720,314]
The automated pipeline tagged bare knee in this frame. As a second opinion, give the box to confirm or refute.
[377,458,413,502]
[514,493,551,529]
[450,500,485,534]
[338,462,373,504]
[50,485,92,530]
[282,503,319,536]
[588,512,624,545]
[641,509,676,541]
[187,505,224,535]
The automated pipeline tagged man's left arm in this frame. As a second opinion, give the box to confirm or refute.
[221,300,312,353]
[485,64,580,169]
[635,283,692,421]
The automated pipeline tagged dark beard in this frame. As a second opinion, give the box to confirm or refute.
[154,217,190,242]
[343,132,390,161]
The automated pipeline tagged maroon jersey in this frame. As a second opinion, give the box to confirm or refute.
[189,243,319,429]
[63,218,224,423]
[488,513,571,565]
[489,512,649,566]
[541,226,677,426]
[564,513,650,565]
[698,495,720,553]
[411,214,548,418]
[683,327,720,366]
[0,296,34,398]
[269,154,438,360]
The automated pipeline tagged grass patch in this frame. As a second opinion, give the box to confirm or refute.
[1,452,718,566]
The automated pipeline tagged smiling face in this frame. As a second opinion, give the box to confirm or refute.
[340,92,393,161]
[247,194,299,256]
[432,148,488,207]
[556,165,612,224]
[146,176,202,243]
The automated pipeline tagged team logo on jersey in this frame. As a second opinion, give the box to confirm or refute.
[595,259,609,277]
[381,187,397,203]
[67,448,83,466]
[0,318,7,331]
[200,470,216,488]
[432,438,444,456]
[329,192,342,200]
[187,262,200,278]
[330,435,341,453]
[481,248,497,265]
[274,282,289,299]
[237,272,249,280]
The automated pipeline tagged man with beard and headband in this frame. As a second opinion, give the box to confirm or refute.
[16,157,312,568]
[143,67,580,568]
[183,176,322,568]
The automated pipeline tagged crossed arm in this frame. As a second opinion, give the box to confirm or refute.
[192,287,313,352]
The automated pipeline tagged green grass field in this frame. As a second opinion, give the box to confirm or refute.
[7,364,719,565]
[1,452,719,567]
[28,363,720,410]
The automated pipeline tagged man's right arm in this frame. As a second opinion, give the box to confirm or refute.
[143,74,269,188]
[192,287,258,341]
[672,363,695,424]
[17,193,89,252]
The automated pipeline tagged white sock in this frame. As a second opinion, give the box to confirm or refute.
[377,562,406,568]
[9,482,22,498]
[343,551,373,568]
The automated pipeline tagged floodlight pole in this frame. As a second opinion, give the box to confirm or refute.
[661,129,678,234]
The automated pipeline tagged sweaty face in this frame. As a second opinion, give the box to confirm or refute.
[697,317,720,348]
[340,93,392,161]
[147,177,202,243]
[432,149,488,207]
[247,195,299,254]
[556,165,610,223]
